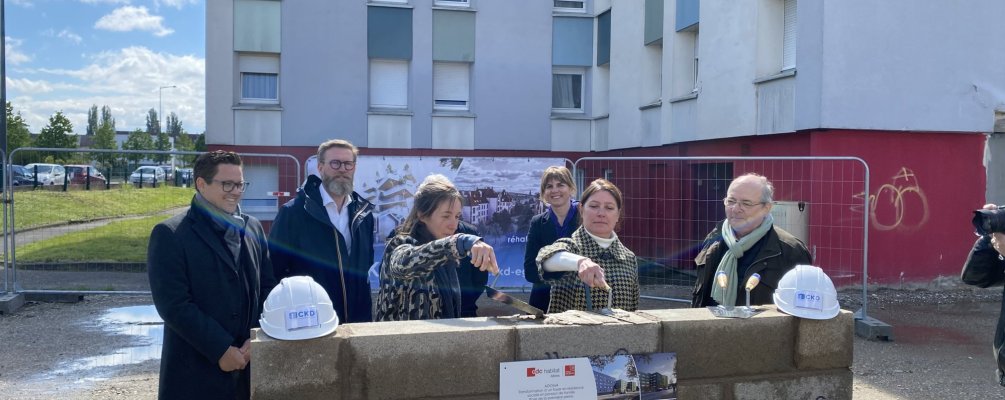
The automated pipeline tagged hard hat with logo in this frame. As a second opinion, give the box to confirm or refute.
[773,265,840,320]
[260,276,339,340]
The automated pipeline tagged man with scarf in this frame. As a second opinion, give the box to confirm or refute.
[148,151,275,399]
[691,173,811,308]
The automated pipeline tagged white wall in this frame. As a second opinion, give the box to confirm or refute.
[206,0,236,145]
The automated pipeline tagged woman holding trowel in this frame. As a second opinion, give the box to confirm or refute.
[535,179,640,313]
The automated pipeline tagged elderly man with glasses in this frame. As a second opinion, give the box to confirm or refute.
[691,173,812,308]
[268,139,377,323]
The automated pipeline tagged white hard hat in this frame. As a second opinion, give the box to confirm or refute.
[260,276,339,340]
[773,265,840,320]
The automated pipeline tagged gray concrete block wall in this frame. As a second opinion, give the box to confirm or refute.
[251,307,854,399]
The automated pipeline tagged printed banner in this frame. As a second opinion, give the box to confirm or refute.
[307,155,566,288]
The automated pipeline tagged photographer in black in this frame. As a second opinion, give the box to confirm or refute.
[962,203,1005,386]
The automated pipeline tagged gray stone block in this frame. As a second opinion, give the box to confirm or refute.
[0,292,25,314]
[251,327,348,400]
[513,316,661,361]
[855,316,894,341]
[341,318,514,399]
[656,307,797,379]
[677,382,724,400]
[732,369,852,400]
[795,310,854,370]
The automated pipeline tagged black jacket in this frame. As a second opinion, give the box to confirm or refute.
[269,175,376,323]
[691,222,812,308]
[456,222,488,317]
[148,198,275,400]
[961,235,1005,386]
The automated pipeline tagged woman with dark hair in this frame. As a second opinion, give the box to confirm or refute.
[523,166,580,311]
[536,179,640,313]
[375,174,499,321]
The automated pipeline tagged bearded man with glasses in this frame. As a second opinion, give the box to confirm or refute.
[269,139,377,323]
[691,173,812,308]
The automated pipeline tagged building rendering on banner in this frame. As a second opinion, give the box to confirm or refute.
[207,0,1005,284]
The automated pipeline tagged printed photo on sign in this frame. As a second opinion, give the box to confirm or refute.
[633,353,678,399]
[587,352,678,400]
[310,156,565,289]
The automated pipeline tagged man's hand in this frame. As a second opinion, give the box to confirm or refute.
[218,346,248,372]
[239,339,252,364]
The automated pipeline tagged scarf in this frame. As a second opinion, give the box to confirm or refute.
[194,192,247,266]
[711,213,774,306]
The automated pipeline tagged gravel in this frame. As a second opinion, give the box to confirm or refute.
[1,286,1003,399]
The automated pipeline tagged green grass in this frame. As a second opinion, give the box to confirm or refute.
[12,185,193,231]
[16,215,171,263]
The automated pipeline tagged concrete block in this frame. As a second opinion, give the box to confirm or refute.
[655,307,797,379]
[677,382,724,400]
[855,316,894,341]
[342,318,515,399]
[513,315,661,361]
[0,292,25,314]
[732,369,852,400]
[795,310,854,370]
[24,293,83,303]
[251,327,349,400]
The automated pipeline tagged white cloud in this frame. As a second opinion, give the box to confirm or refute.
[9,0,34,7]
[95,6,174,37]
[156,0,196,9]
[80,0,131,4]
[58,29,84,44]
[7,47,205,135]
[4,37,32,65]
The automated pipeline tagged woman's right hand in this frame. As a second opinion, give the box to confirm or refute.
[577,258,608,289]
[470,241,500,275]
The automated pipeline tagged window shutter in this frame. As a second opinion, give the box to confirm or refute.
[782,0,797,70]
[434,62,470,109]
[370,60,409,109]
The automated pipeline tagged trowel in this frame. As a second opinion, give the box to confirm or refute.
[484,274,545,318]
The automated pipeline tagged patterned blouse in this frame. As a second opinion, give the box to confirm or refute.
[374,232,475,321]
[535,227,640,313]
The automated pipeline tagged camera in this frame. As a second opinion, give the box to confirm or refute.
[973,206,1005,235]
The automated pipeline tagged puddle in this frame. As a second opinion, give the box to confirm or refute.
[43,305,163,379]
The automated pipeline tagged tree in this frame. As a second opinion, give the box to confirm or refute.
[92,117,119,167]
[145,108,161,136]
[194,133,206,152]
[123,128,154,164]
[154,131,171,163]
[166,112,183,137]
[6,102,33,164]
[174,132,195,167]
[100,105,115,130]
[86,105,98,136]
[35,111,77,164]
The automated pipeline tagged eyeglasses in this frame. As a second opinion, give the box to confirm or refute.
[326,160,356,171]
[723,197,765,210]
[210,179,251,193]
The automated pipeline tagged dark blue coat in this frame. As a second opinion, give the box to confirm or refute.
[269,175,376,323]
[148,198,275,400]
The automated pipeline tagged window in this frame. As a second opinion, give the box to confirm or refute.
[241,73,279,102]
[370,59,409,109]
[434,0,469,6]
[239,54,280,104]
[433,62,470,111]
[692,30,700,92]
[554,0,585,12]
[552,68,584,112]
[782,0,797,70]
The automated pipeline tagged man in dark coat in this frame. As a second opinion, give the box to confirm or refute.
[148,151,276,399]
[269,139,376,323]
[962,203,1005,386]
[691,174,812,308]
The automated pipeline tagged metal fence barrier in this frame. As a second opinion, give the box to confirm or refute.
[7,148,301,295]
[572,157,871,315]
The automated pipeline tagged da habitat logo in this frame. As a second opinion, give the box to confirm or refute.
[526,365,576,377]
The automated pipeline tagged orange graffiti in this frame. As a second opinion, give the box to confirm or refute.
[853,167,930,231]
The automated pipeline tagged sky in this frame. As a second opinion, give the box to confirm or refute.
[4,0,206,135]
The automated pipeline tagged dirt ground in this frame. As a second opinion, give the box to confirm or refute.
[1,287,1003,399]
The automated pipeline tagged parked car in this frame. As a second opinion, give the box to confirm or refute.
[176,168,194,185]
[9,165,33,186]
[24,163,66,185]
[129,166,167,185]
[65,165,108,186]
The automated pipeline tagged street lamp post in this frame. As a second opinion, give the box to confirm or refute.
[159,85,176,174]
